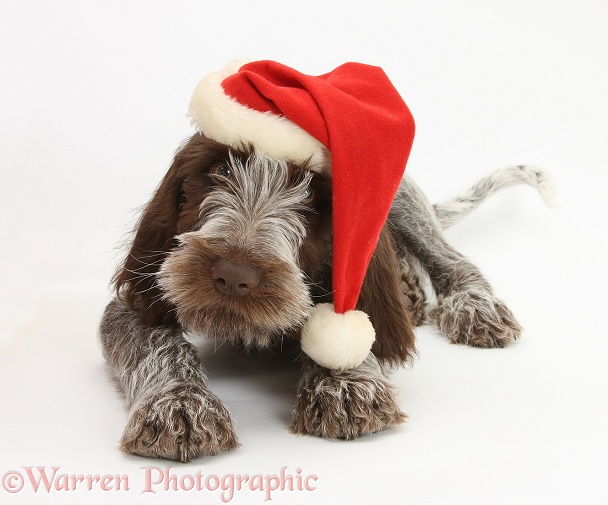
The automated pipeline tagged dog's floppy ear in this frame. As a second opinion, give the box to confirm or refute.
[357,224,416,366]
[114,135,202,326]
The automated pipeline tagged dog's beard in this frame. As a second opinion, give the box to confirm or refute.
[158,238,312,350]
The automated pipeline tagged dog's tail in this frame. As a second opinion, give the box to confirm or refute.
[433,165,556,229]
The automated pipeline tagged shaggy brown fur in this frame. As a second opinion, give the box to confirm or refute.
[290,354,406,439]
[358,226,417,367]
[101,134,418,462]
[114,134,415,362]
[100,131,547,462]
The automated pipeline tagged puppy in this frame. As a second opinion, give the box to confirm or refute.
[99,131,552,462]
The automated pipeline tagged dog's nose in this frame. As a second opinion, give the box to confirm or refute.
[210,257,261,297]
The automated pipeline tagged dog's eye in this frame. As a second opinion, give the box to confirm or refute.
[302,187,315,205]
[212,164,232,179]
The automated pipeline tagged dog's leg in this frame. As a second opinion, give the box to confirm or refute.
[396,251,427,327]
[290,353,406,440]
[99,299,238,462]
[388,175,522,348]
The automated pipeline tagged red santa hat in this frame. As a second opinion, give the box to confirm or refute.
[188,59,415,370]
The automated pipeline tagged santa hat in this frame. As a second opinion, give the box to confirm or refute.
[188,59,415,370]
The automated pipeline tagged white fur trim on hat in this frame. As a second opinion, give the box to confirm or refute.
[301,303,376,370]
[188,59,327,166]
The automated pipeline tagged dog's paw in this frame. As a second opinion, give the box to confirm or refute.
[120,384,238,462]
[290,355,406,440]
[430,289,522,348]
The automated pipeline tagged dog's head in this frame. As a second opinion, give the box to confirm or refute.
[115,133,415,363]
[114,134,332,348]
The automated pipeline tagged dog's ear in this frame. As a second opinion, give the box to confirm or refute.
[357,224,417,366]
[113,134,209,326]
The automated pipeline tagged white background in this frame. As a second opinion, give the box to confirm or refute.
[1,0,607,503]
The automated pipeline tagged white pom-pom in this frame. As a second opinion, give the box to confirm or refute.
[301,303,376,370]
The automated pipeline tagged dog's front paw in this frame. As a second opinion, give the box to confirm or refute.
[430,289,522,348]
[120,384,238,462]
[290,355,406,440]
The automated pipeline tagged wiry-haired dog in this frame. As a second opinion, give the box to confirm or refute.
[99,134,553,462]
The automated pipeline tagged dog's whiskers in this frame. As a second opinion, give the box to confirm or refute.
[133,284,162,297]
[213,335,230,353]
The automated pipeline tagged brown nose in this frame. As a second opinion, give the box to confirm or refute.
[210,257,261,297]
